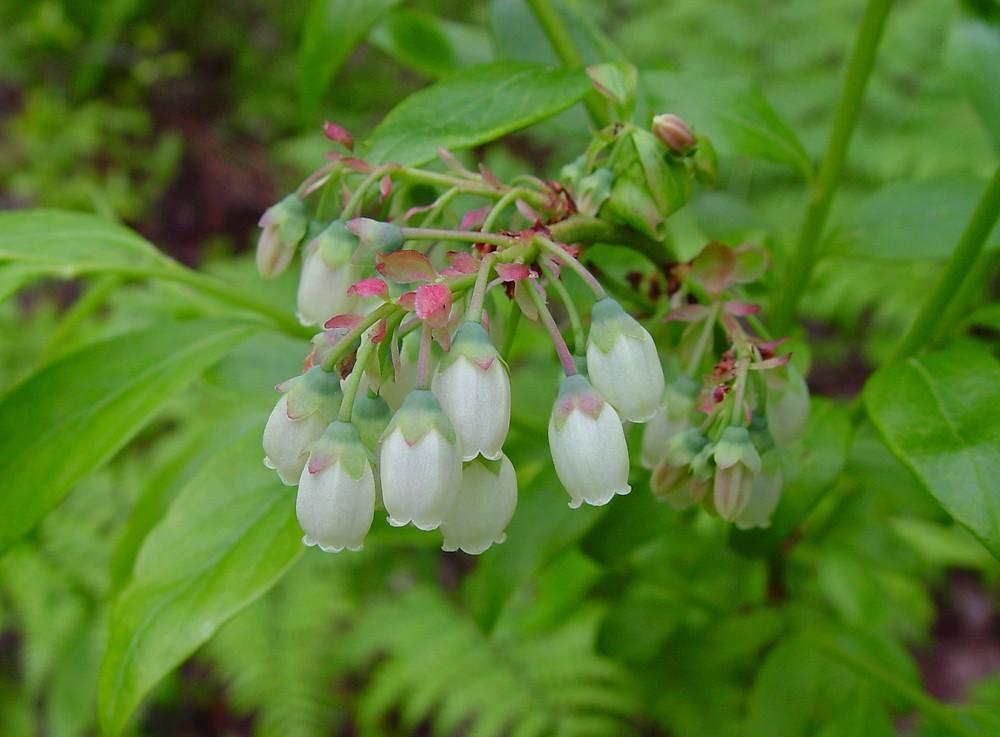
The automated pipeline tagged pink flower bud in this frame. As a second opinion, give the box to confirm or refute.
[652,114,696,154]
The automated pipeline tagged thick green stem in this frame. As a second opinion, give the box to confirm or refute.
[774,0,895,331]
[321,303,400,372]
[525,0,610,128]
[338,334,377,423]
[891,165,1000,361]
[502,302,522,360]
[466,253,497,322]
[400,227,515,249]
[549,215,674,276]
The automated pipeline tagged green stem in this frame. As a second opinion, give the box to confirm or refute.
[466,253,497,322]
[537,237,606,298]
[321,303,400,372]
[343,166,391,218]
[338,334,377,423]
[400,227,516,249]
[891,165,1000,361]
[483,189,522,232]
[774,0,895,331]
[686,304,719,377]
[502,302,522,360]
[542,263,585,352]
[548,215,674,276]
[525,0,610,128]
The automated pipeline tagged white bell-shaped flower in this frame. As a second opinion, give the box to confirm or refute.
[432,321,510,461]
[548,374,631,508]
[766,363,810,447]
[441,454,518,554]
[735,456,783,530]
[296,220,360,326]
[263,367,342,485]
[296,422,375,551]
[379,389,462,530]
[586,298,665,422]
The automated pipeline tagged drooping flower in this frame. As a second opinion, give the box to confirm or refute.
[640,376,700,469]
[650,427,708,509]
[256,194,308,278]
[711,426,762,521]
[441,455,518,555]
[296,422,375,552]
[296,220,361,326]
[586,297,665,422]
[432,321,510,461]
[548,374,631,508]
[263,367,342,485]
[735,455,783,530]
[379,389,462,530]
[766,363,810,447]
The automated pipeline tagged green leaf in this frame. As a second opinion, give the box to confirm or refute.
[866,346,1000,561]
[369,10,493,79]
[98,424,302,736]
[831,177,1000,261]
[946,18,1000,155]
[489,0,627,66]
[642,70,813,179]
[298,0,402,121]
[0,319,256,554]
[0,209,162,277]
[364,63,592,166]
[0,263,59,302]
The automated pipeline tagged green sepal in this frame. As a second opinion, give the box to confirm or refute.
[438,321,500,373]
[576,168,613,216]
[588,298,649,354]
[712,426,762,474]
[307,421,370,480]
[351,392,393,452]
[272,194,309,248]
[280,366,343,421]
[551,374,605,432]
[382,389,457,446]
[666,428,708,467]
[312,220,358,269]
[466,455,504,476]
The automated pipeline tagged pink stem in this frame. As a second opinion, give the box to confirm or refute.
[529,282,577,376]
[415,321,433,389]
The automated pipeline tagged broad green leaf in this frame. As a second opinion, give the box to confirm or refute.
[817,687,893,737]
[299,0,402,121]
[746,636,826,737]
[831,177,1000,261]
[0,319,256,554]
[642,70,813,179]
[946,18,1000,154]
[0,263,59,301]
[866,346,1000,561]
[490,0,627,65]
[369,10,493,79]
[98,424,302,736]
[730,400,852,556]
[0,209,161,275]
[364,63,592,166]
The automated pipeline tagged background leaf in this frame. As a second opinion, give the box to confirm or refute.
[866,346,1000,561]
[946,17,1000,155]
[98,422,302,736]
[830,177,1000,261]
[298,0,403,122]
[0,319,256,554]
[363,63,592,166]
[369,10,493,79]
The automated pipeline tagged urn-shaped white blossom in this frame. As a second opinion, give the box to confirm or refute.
[640,376,700,469]
[711,426,762,521]
[379,389,462,530]
[548,374,631,508]
[586,298,665,422]
[296,220,360,326]
[296,422,375,552]
[735,455,783,530]
[441,454,518,554]
[432,321,510,461]
[766,363,810,447]
[263,367,342,485]
[256,194,308,278]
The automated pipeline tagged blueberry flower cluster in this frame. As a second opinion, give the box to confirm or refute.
[257,113,806,555]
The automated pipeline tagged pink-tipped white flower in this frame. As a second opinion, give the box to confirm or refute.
[263,367,342,485]
[441,455,518,554]
[711,426,762,521]
[256,194,308,278]
[296,422,375,552]
[379,389,462,530]
[586,298,665,422]
[432,321,510,461]
[548,374,631,508]
[296,220,360,326]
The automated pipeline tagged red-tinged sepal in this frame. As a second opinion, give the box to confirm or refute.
[375,250,437,283]
[347,277,388,299]
[415,283,452,328]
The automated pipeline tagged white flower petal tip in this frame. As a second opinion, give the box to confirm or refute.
[386,516,410,528]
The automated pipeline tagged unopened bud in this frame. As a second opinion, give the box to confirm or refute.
[652,114,696,155]
[347,217,404,253]
[711,426,762,521]
[256,194,308,278]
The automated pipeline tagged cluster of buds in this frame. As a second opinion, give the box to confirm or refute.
[257,112,806,555]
